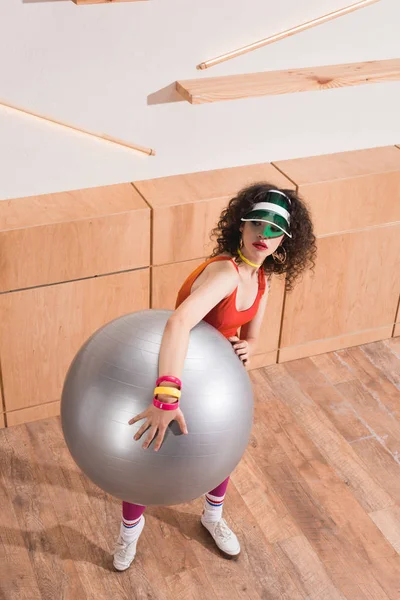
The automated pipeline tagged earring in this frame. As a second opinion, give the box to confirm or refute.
[272,247,287,264]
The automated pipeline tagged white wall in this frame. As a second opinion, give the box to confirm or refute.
[0,0,399,200]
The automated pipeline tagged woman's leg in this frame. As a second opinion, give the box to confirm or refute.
[120,501,146,540]
[201,476,240,556]
[113,502,146,571]
[203,476,230,523]
[209,477,230,497]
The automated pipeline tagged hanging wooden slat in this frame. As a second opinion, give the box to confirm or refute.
[177,59,400,104]
[72,0,148,5]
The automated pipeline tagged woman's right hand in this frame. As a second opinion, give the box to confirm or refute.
[128,403,188,452]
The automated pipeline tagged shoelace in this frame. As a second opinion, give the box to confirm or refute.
[114,537,135,556]
[215,519,233,541]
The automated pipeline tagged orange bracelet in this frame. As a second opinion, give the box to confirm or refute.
[153,386,181,400]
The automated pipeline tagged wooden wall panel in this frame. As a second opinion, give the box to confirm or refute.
[0,183,150,292]
[151,259,205,309]
[0,370,4,427]
[274,146,400,188]
[7,401,60,428]
[394,297,400,337]
[274,146,400,362]
[274,147,400,237]
[291,173,400,237]
[0,268,149,413]
[134,163,295,265]
[280,326,393,363]
[279,225,400,361]
[252,275,286,356]
[246,274,287,369]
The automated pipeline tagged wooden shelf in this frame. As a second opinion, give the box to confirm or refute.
[176,59,400,104]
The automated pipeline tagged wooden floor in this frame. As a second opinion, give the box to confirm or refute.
[1,339,400,600]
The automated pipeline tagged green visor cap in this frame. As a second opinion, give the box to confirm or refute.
[241,190,292,238]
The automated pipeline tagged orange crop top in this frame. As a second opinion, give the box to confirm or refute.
[175,255,266,339]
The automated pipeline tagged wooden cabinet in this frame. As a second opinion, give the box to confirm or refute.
[2,146,400,426]
[278,226,400,361]
[1,269,149,418]
[274,146,400,236]
[274,146,400,361]
[0,183,149,292]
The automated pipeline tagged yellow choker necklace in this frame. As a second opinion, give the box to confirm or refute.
[237,247,262,268]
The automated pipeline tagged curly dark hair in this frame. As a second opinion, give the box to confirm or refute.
[209,182,317,291]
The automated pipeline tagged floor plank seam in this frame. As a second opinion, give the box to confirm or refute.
[333,385,400,466]
[360,346,400,392]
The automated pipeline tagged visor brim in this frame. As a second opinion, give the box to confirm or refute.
[241,210,292,238]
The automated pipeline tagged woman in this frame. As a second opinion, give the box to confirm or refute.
[113,182,317,570]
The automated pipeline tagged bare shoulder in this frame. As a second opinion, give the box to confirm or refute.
[191,257,239,294]
[204,258,238,278]
[174,257,239,328]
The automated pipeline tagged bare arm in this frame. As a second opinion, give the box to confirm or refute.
[129,261,239,450]
[158,261,239,380]
[230,277,271,364]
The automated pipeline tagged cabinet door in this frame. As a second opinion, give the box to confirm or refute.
[279,225,400,361]
[1,269,149,415]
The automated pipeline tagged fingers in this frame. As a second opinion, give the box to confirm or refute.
[235,347,249,364]
[237,350,249,362]
[236,347,248,358]
[237,348,248,357]
[153,426,167,452]
[142,425,158,450]
[133,420,151,440]
[235,348,249,356]
[232,341,247,351]
[176,411,189,435]
[131,408,188,452]
[128,412,145,425]
[232,341,248,356]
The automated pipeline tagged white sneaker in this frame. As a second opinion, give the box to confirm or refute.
[112,516,145,571]
[201,515,241,557]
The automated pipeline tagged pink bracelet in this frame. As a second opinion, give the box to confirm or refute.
[156,375,182,389]
[153,397,179,411]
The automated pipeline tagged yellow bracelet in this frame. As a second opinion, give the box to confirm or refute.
[153,386,181,399]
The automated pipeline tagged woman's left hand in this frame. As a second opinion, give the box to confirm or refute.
[228,336,250,366]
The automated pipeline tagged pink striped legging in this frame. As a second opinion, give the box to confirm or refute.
[122,476,230,520]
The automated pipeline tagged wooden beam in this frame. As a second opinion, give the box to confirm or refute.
[197,0,382,70]
[72,0,147,4]
[177,59,400,105]
[0,99,155,156]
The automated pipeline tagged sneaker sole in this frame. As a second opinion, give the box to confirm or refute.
[113,563,131,572]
